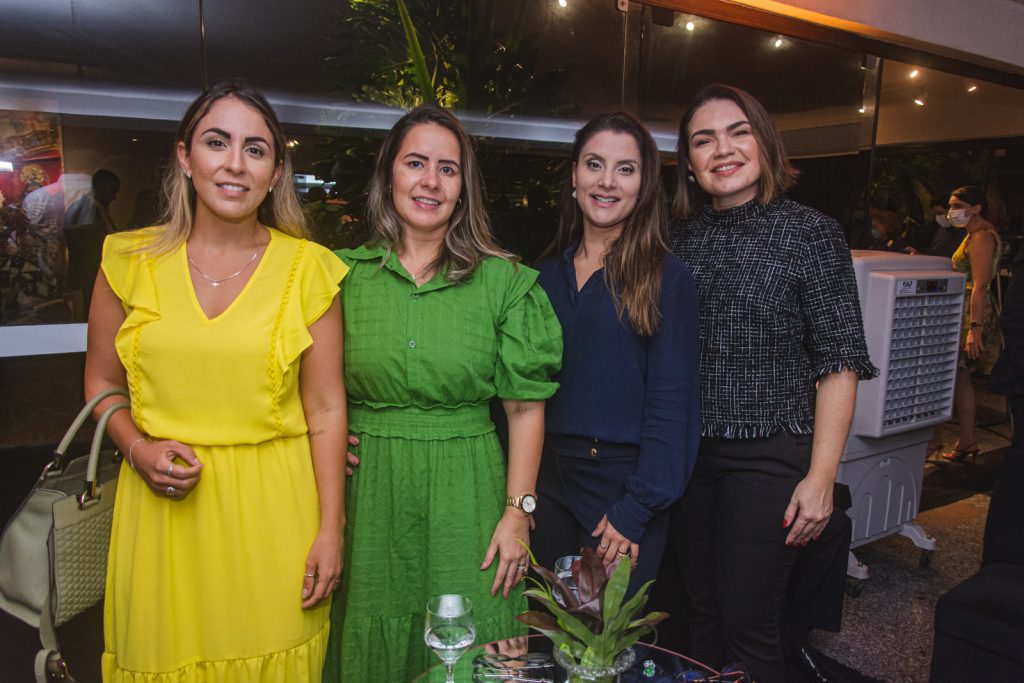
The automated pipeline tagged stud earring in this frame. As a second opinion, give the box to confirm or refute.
[571,189,577,199]
[185,170,191,179]
[687,172,695,183]
[456,197,463,207]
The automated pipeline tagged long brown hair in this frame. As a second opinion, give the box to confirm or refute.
[142,80,306,255]
[672,83,797,218]
[364,104,513,281]
[544,111,668,336]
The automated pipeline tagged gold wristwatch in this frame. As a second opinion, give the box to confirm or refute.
[506,494,537,515]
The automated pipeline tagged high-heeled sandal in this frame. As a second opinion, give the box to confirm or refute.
[941,442,980,463]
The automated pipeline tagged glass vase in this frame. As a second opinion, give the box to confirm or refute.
[552,646,636,683]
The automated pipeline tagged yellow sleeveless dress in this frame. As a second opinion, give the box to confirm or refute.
[99,228,348,682]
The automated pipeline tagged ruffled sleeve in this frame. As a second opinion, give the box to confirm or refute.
[493,261,562,401]
[278,240,348,370]
[101,230,157,310]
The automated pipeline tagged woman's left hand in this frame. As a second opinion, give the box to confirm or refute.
[481,509,531,598]
[301,528,344,609]
[591,516,639,569]
[965,328,983,360]
[783,475,833,546]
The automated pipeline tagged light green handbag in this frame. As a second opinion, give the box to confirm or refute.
[0,387,130,682]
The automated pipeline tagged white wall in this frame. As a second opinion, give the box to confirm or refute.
[729,0,1024,71]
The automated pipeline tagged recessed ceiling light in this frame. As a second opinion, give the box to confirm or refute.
[967,85,978,93]
[913,98,925,106]
[558,0,567,7]
[685,21,695,31]
[858,107,866,114]
[910,69,919,78]
[773,37,784,48]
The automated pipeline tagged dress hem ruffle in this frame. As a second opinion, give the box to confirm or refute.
[102,621,329,682]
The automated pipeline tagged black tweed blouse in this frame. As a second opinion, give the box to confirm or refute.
[670,198,878,439]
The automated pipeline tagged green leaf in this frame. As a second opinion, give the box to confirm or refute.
[395,0,435,104]
[601,558,631,629]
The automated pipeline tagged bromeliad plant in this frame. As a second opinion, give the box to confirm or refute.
[515,546,668,670]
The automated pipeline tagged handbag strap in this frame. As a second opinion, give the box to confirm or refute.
[80,401,130,506]
[50,387,129,475]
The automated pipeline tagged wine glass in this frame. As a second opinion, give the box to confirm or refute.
[425,594,476,683]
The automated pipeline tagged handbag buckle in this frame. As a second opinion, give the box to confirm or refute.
[77,482,101,509]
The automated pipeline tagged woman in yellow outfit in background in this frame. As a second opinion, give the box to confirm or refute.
[84,81,348,681]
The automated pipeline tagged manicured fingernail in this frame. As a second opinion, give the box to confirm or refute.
[783,519,790,528]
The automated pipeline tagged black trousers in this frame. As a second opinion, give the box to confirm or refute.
[532,434,669,597]
[669,432,811,683]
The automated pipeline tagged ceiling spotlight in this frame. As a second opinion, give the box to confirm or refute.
[685,21,695,31]
[910,69,919,78]
[858,107,866,114]
[967,85,978,93]
[773,37,784,48]
[558,0,567,7]
[131,137,139,142]
[913,98,925,106]
[286,139,300,149]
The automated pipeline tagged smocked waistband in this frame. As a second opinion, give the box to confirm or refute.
[348,403,495,439]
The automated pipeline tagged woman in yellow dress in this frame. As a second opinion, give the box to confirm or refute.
[84,81,348,681]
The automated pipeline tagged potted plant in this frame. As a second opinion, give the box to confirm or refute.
[515,547,668,683]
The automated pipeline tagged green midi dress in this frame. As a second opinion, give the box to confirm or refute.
[323,244,562,682]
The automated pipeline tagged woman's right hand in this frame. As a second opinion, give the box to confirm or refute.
[131,439,203,499]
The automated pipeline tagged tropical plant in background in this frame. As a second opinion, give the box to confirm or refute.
[314,0,575,252]
[516,547,668,677]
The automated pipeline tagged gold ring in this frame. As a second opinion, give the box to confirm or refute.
[617,550,628,557]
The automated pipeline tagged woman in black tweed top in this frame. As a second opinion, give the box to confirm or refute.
[667,84,877,682]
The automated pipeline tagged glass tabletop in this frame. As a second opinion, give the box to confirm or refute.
[413,634,719,682]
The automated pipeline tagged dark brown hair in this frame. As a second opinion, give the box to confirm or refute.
[545,111,668,336]
[672,83,797,218]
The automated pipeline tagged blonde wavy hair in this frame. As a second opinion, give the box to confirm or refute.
[141,81,306,255]
[364,104,513,281]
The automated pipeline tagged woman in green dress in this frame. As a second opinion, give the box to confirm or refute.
[323,104,563,682]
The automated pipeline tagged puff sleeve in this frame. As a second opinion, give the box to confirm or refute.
[494,264,563,401]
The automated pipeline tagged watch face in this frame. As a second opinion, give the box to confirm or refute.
[521,495,537,514]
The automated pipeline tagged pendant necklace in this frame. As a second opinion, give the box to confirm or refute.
[188,245,261,288]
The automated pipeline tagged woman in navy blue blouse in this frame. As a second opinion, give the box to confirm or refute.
[668,84,877,682]
[533,112,701,594]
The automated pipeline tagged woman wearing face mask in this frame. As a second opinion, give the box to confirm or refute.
[323,104,562,682]
[85,81,347,680]
[939,185,1002,462]
[668,84,877,682]
[531,112,700,594]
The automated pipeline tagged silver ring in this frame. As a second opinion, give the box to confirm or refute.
[617,550,628,557]
[166,486,176,496]
[304,572,315,578]
[167,463,174,476]
[599,543,609,550]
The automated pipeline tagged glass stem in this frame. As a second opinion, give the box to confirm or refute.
[445,662,455,683]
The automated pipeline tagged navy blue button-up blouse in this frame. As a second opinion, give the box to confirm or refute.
[535,243,702,541]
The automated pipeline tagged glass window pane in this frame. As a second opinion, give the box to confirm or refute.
[877,61,1024,145]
